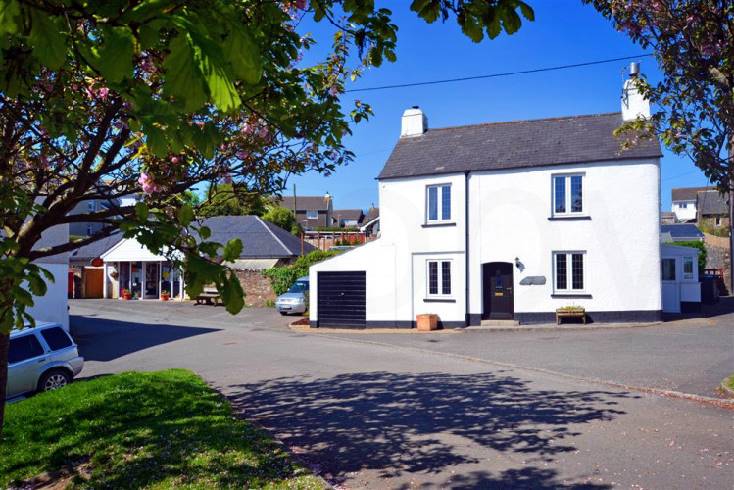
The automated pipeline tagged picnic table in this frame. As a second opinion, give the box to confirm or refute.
[195,287,221,306]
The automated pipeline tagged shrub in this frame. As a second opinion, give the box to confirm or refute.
[264,249,340,295]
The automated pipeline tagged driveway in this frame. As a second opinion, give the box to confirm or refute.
[71,300,733,489]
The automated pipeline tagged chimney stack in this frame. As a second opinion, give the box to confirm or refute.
[401,106,428,137]
[621,62,650,121]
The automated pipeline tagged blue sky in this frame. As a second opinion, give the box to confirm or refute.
[287,0,711,212]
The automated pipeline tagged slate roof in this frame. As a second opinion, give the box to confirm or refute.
[378,112,662,179]
[201,216,314,258]
[696,190,728,216]
[277,195,331,211]
[333,209,364,222]
[364,207,379,223]
[70,231,123,261]
[660,223,704,239]
[671,186,715,202]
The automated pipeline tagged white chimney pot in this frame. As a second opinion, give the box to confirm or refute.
[621,62,650,121]
[401,106,428,137]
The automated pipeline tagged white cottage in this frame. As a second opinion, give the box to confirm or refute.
[310,66,664,327]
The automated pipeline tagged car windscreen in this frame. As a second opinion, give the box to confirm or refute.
[41,327,73,351]
[9,334,45,364]
[287,281,308,293]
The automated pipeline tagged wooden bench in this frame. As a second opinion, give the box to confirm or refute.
[556,309,586,325]
[195,287,221,306]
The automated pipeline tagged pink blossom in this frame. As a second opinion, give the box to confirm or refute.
[84,86,95,99]
[328,85,339,97]
[138,172,159,194]
[170,156,179,165]
[140,59,156,74]
[295,0,307,10]
[240,122,254,135]
[257,126,270,140]
[222,173,233,184]
[236,150,250,160]
[97,87,109,101]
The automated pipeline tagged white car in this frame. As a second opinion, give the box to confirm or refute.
[6,322,84,399]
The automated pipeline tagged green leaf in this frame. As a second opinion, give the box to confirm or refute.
[92,26,135,83]
[223,26,262,84]
[177,204,194,226]
[199,226,211,239]
[222,238,243,262]
[519,2,534,21]
[461,15,483,43]
[28,9,66,69]
[145,125,168,157]
[221,273,244,314]
[135,202,149,221]
[26,273,47,296]
[0,0,20,35]
[163,33,208,112]
[191,32,241,112]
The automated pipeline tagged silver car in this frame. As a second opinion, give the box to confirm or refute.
[6,322,84,399]
[275,276,309,315]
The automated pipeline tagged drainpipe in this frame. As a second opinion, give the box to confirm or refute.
[465,171,470,326]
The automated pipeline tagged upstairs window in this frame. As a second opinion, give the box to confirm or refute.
[426,184,451,223]
[553,251,585,293]
[679,202,688,209]
[306,210,318,220]
[552,174,584,216]
[427,260,452,297]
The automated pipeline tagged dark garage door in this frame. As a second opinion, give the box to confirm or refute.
[317,271,366,328]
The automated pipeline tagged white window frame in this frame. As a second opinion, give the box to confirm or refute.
[426,259,453,298]
[425,184,452,224]
[682,256,695,280]
[551,173,585,217]
[715,216,722,226]
[678,202,688,209]
[552,251,586,293]
[306,210,318,220]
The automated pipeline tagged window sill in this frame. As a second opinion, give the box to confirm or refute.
[423,298,456,303]
[551,293,592,299]
[421,222,456,228]
[548,215,591,221]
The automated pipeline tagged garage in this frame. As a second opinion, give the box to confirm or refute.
[317,271,366,328]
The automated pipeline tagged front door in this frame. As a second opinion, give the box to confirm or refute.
[482,262,514,319]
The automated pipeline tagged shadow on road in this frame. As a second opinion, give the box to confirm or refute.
[71,315,220,362]
[663,295,734,321]
[228,371,636,487]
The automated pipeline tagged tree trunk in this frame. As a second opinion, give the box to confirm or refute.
[730,137,734,295]
[0,331,8,437]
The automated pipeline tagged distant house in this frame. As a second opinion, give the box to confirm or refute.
[332,209,364,228]
[660,211,677,224]
[696,189,729,231]
[69,232,123,299]
[661,223,704,242]
[361,206,380,236]
[277,194,333,229]
[98,216,314,306]
[671,186,715,222]
[68,193,142,237]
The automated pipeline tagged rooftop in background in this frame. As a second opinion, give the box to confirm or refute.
[660,223,704,240]
[696,190,729,216]
[70,232,123,261]
[202,216,314,258]
[671,186,716,202]
[277,195,331,211]
[332,209,364,221]
[379,112,662,179]
[364,207,379,223]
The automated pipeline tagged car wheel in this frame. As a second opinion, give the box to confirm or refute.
[38,369,72,393]
[279,311,288,316]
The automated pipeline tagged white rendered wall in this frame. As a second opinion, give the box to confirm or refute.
[311,173,467,325]
[468,159,661,316]
[671,200,697,221]
[27,262,69,330]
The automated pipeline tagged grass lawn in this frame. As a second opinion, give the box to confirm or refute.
[0,369,324,489]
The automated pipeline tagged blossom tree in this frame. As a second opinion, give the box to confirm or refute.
[0,0,533,430]
[585,0,733,285]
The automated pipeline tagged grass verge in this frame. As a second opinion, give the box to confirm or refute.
[0,369,323,489]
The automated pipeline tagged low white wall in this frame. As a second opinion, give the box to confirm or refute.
[27,262,69,330]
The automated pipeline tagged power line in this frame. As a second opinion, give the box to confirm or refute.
[345,53,655,93]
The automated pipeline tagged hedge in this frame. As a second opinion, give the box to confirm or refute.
[264,249,340,295]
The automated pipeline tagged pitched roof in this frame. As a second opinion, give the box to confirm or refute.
[696,190,728,216]
[277,195,331,211]
[333,209,364,221]
[660,223,704,239]
[364,207,379,222]
[671,186,715,202]
[201,215,314,258]
[378,112,662,179]
[70,231,124,261]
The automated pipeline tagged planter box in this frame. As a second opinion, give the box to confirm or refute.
[416,314,438,331]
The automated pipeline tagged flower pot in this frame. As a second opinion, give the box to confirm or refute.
[416,314,438,331]
[122,293,132,300]
[160,294,170,301]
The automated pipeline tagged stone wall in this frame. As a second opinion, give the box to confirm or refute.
[703,232,730,294]
[235,270,276,307]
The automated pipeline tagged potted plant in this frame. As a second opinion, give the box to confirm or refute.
[160,290,170,301]
[121,289,132,300]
